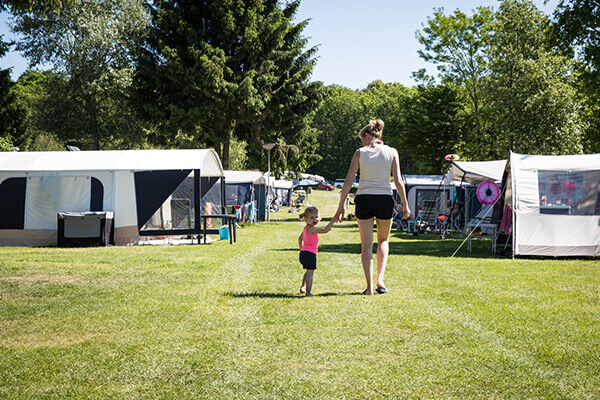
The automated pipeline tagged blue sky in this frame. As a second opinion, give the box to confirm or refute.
[1,0,558,88]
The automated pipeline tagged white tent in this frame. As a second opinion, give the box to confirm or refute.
[448,159,507,184]
[223,170,272,221]
[0,149,224,246]
[266,177,294,207]
[505,151,600,257]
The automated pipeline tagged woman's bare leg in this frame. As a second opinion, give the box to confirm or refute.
[357,218,375,294]
[375,218,392,289]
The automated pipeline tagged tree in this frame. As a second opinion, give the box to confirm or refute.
[12,0,150,150]
[553,0,600,152]
[308,85,363,180]
[403,84,465,174]
[486,0,584,155]
[0,38,26,149]
[416,0,585,158]
[0,0,71,13]
[12,70,86,150]
[135,0,323,169]
[416,7,493,158]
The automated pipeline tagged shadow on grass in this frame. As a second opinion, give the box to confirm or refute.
[225,291,363,299]
[314,234,499,259]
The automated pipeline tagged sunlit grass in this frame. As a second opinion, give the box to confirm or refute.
[1,190,598,399]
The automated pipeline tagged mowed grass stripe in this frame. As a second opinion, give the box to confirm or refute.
[0,189,599,399]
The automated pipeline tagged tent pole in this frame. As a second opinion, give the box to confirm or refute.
[194,169,201,244]
[221,176,226,214]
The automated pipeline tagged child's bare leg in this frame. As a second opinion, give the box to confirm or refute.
[304,269,315,296]
[300,272,307,294]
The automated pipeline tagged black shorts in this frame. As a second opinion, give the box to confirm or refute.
[299,250,317,270]
[354,194,394,220]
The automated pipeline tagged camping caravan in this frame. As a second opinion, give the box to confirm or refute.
[503,151,600,257]
[0,149,224,246]
[403,175,454,218]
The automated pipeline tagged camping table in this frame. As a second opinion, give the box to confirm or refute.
[467,222,497,253]
[201,214,237,244]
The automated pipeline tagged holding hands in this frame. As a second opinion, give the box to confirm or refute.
[334,205,345,223]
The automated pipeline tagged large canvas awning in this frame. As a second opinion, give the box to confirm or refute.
[449,160,507,184]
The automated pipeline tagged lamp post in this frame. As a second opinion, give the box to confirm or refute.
[263,143,276,222]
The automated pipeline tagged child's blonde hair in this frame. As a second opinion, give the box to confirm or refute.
[299,206,319,219]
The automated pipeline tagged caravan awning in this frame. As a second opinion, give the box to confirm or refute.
[223,170,265,184]
[0,149,224,176]
[449,160,507,184]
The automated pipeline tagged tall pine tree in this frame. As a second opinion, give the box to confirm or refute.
[135,0,322,169]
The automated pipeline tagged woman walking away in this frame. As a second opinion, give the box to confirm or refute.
[298,206,335,296]
[334,119,410,295]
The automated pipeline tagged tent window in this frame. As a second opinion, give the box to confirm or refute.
[538,170,600,215]
[135,169,192,230]
[0,177,26,229]
[90,177,103,211]
[415,189,449,213]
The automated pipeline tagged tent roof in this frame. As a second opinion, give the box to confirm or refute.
[270,178,293,189]
[404,175,446,186]
[449,159,507,184]
[509,151,600,170]
[224,170,265,184]
[0,149,224,176]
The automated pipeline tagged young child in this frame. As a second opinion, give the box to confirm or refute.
[298,206,335,296]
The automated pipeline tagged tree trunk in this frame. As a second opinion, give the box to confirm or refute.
[221,129,232,170]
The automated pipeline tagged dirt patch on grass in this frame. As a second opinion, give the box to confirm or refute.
[0,292,10,299]
[0,275,79,284]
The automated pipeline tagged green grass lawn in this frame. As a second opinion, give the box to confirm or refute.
[1,190,599,399]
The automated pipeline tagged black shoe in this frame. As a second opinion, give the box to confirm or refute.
[375,286,388,294]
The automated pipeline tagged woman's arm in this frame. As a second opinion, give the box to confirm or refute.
[335,149,361,221]
[391,149,411,219]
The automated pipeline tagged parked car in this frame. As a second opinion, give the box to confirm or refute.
[334,179,359,189]
[316,182,334,191]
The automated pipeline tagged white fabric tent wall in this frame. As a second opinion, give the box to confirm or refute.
[0,149,223,246]
[509,151,600,257]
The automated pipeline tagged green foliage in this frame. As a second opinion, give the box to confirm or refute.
[553,0,600,152]
[12,0,150,150]
[403,84,465,174]
[0,135,14,150]
[486,0,584,154]
[135,0,323,169]
[228,137,248,171]
[309,82,413,180]
[0,0,73,13]
[417,7,493,160]
[417,0,585,159]
[0,41,27,148]
[308,85,364,180]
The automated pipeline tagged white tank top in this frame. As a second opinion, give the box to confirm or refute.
[356,144,394,195]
